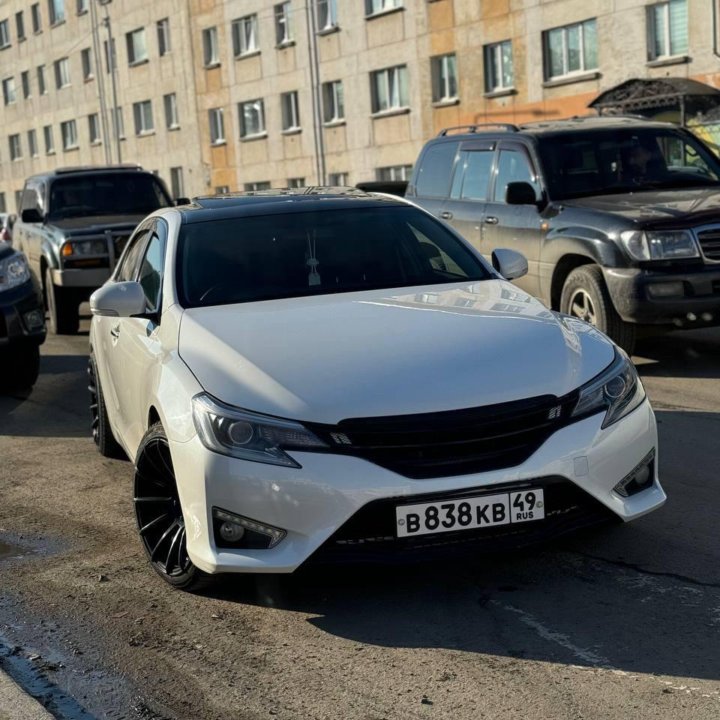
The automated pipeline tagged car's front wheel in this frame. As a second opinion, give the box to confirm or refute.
[560,265,636,355]
[134,422,210,592]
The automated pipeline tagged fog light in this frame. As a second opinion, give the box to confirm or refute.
[646,282,684,299]
[613,450,655,498]
[24,309,45,330]
[212,508,286,549]
[219,521,245,543]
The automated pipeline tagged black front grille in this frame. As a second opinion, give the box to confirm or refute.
[309,478,614,564]
[308,394,578,479]
[696,227,720,261]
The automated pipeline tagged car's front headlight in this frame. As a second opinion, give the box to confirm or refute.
[62,239,108,257]
[620,230,698,261]
[192,393,327,467]
[571,351,646,428]
[0,252,31,292]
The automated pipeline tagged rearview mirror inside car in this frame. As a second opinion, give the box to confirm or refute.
[492,248,528,281]
[505,182,537,206]
[90,281,147,318]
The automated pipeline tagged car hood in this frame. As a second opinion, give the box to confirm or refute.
[48,215,148,233]
[178,281,615,424]
[566,187,720,228]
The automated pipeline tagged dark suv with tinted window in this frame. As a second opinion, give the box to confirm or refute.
[13,165,175,334]
[407,117,720,352]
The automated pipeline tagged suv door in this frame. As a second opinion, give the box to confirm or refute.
[16,180,46,278]
[411,140,460,221]
[481,142,543,295]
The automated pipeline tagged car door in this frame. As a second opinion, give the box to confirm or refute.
[481,142,543,295]
[102,220,167,453]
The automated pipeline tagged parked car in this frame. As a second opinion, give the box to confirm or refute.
[13,165,176,335]
[0,213,16,244]
[88,189,665,591]
[0,240,46,390]
[407,117,720,353]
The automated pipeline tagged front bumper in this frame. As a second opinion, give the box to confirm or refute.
[605,265,720,326]
[52,267,111,289]
[0,280,46,349]
[170,398,664,575]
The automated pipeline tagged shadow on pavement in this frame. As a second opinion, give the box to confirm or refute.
[635,327,720,380]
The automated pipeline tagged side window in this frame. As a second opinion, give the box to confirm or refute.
[494,149,538,202]
[138,231,165,312]
[20,181,38,213]
[451,151,494,200]
[115,230,148,282]
[415,142,458,198]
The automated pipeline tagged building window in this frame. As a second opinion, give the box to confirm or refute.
[322,80,344,123]
[232,14,259,57]
[170,167,184,199]
[28,129,38,157]
[377,164,412,181]
[126,28,148,65]
[202,26,219,67]
[328,172,348,185]
[60,119,78,150]
[48,0,65,26]
[484,40,514,92]
[113,107,125,139]
[54,57,70,88]
[239,99,266,138]
[365,0,402,17]
[287,177,305,188]
[88,113,101,143]
[133,100,154,135]
[543,19,598,80]
[209,108,225,144]
[164,93,179,129]
[647,0,688,60]
[0,20,10,49]
[316,0,338,31]
[370,65,409,114]
[81,48,93,80]
[77,0,88,14]
[16,12,25,42]
[157,18,170,56]
[37,65,46,94]
[0,193,5,213]
[31,4,41,33]
[274,2,293,46]
[21,71,31,99]
[215,186,230,194]
[9,135,22,161]
[431,53,458,103]
[245,181,271,191]
[281,91,301,132]
[43,125,54,154]
[2,77,16,106]
[104,38,117,72]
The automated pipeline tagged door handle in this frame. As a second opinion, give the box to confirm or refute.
[110,324,120,339]
[440,211,453,220]
[484,216,499,225]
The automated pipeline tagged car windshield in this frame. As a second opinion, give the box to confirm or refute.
[537,128,720,200]
[48,173,172,220]
[177,205,491,308]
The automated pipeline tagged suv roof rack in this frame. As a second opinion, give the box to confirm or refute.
[54,164,144,175]
[437,124,519,136]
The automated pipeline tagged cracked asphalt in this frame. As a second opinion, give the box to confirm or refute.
[0,317,719,719]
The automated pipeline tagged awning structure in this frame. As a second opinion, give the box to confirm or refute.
[589,78,720,125]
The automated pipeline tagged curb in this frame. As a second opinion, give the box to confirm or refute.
[0,667,54,720]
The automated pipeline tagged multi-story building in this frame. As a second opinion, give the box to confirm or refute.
[1,0,719,211]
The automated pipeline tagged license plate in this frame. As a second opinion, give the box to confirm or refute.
[395,489,545,538]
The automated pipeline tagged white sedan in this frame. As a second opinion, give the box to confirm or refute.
[89,190,665,591]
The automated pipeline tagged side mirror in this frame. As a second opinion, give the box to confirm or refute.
[492,248,528,281]
[175,197,191,206]
[21,208,44,223]
[505,181,537,206]
[90,281,147,318]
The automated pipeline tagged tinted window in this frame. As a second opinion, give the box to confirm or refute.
[138,232,165,311]
[415,142,458,198]
[451,151,494,200]
[48,173,172,220]
[493,149,537,202]
[177,206,490,308]
[115,230,148,282]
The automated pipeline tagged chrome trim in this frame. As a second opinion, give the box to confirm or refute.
[692,223,720,264]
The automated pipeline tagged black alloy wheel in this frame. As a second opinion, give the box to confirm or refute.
[87,356,125,459]
[134,423,209,591]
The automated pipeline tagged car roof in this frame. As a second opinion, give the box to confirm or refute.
[24,165,150,182]
[178,187,408,224]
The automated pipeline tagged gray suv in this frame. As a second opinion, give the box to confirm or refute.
[14,166,175,334]
[407,117,720,352]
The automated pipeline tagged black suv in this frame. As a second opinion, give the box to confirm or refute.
[407,117,720,352]
[13,166,175,334]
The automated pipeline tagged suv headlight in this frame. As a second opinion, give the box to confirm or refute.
[620,230,698,261]
[571,351,646,428]
[192,393,327,467]
[62,239,108,257]
[0,252,31,292]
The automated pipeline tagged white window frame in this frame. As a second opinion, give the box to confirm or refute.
[48,0,65,26]
[322,80,344,124]
[170,167,184,199]
[232,14,259,57]
[0,20,10,49]
[164,93,179,130]
[81,47,93,80]
[126,27,148,66]
[202,26,220,67]
[76,0,89,15]
[209,108,225,145]
[244,181,271,192]
[316,0,338,31]
[431,53,458,103]
[60,119,78,150]
[281,91,301,132]
[43,125,55,154]
[370,65,409,114]
[16,12,25,42]
[647,0,688,60]
[9,134,22,161]
[157,18,170,56]
[21,71,31,99]
[376,164,412,181]
[274,3,293,46]
[239,99,266,138]
[28,129,38,157]
[328,172,348,186]
[37,65,46,95]
[133,100,154,136]
[54,57,70,89]
[88,113,101,144]
[543,19,598,80]
[365,0,402,18]
[287,177,305,188]
[2,77,17,105]
[113,107,125,140]
[484,41,514,93]
[31,4,41,34]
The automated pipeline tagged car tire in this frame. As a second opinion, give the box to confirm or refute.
[0,344,40,392]
[560,265,636,355]
[44,266,79,335]
[134,422,212,592]
[88,356,126,460]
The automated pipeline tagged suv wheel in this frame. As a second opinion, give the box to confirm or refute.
[560,265,636,355]
[44,266,79,335]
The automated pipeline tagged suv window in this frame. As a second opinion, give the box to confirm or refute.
[415,142,458,197]
[451,150,494,200]
[493,149,538,202]
[138,231,165,312]
[115,230,148,282]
